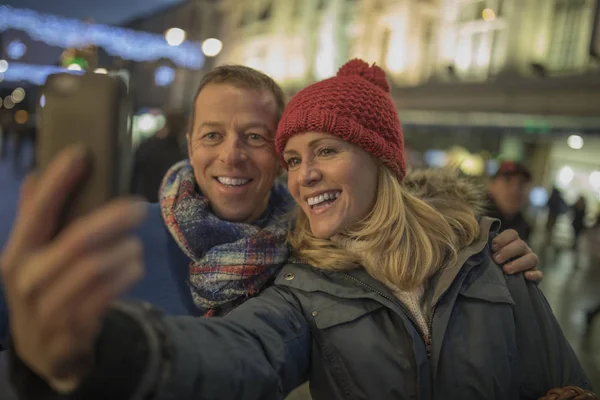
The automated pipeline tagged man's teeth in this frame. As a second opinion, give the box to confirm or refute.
[217,177,250,186]
[307,191,341,206]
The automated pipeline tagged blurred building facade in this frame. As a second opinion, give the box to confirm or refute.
[218,0,600,91]
[217,0,600,186]
[123,0,221,113]
[0,3,215,140]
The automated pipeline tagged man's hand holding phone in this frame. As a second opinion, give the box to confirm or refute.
[0,146,146,391]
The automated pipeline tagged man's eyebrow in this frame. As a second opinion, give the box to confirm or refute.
[196,121,224,130]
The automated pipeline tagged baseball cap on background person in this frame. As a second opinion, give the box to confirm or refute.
[487,160,532,241]
[492,161,532,182]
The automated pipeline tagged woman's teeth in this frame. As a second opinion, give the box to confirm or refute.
[307,191,341,206]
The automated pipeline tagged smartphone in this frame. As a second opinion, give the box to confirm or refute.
[37,72,132,227]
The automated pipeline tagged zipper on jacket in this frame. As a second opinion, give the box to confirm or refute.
[425,309,435,358]
[340,272,434,358]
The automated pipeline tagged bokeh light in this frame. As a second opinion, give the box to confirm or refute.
[15,110,29,124]
[7,40,27,60]
[202,38,223,57]
[11,87,26,103]
[67,63,83,71]
[165,28,186,46]
[4,96,15,109]
[424,150,449,168]
[590,171,600,188]
[567,135,584,150]
[155,66,175,86]
[482,8,496,22]
[529,187,549,207]
[558,166,574,186]
[137,113,158,133]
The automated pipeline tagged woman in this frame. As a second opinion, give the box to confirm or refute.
[5,60,593,400]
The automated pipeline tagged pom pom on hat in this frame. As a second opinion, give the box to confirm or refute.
[336,59,390,93]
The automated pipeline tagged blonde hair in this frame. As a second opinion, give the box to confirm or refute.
[288,165,482,290]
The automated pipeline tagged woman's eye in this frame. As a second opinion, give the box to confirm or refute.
[318,147,336,156]
[286,157,301,167]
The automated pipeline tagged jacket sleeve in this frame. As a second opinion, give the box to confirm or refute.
[505,274,593,398]
[7,286,311,400]
[157,285,311,399]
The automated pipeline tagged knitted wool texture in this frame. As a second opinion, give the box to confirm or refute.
[276,59,406,179]
[159,160,293,315]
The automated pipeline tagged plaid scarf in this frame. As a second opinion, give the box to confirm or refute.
[159,160,293,315]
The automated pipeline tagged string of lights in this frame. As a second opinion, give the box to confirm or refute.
[1,62,82,85]
[0,6,205,69]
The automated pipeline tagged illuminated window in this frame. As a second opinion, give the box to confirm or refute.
[547,0,588,71]
[488,30,506,75]
[458,0,504,22]
[454,0,506,79]
[459,0,486,22]
[420,18,435,80]
[292,0,302,17]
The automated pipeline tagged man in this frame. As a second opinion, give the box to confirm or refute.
[0,65,292,351]
[487,161,532,242]
[131,111,186,203]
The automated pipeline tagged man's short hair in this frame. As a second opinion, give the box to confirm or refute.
[188,65,286,134]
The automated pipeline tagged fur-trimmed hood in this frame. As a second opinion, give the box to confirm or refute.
[402,168,502,305]
[402,168,488,219]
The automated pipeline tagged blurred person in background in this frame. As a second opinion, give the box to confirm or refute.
[572,195,587,250]
[131,110,187,203]
[487,161,532,242]
[545,187,568,247]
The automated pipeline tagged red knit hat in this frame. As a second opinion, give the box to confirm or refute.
[276,59,406,179]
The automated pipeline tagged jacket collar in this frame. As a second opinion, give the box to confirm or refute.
[428,216,500,308]
[277,217,500,309]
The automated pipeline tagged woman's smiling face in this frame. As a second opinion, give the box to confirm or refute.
[283,132,379,239]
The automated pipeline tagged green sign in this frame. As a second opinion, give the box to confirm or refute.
[524,119,552,134]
